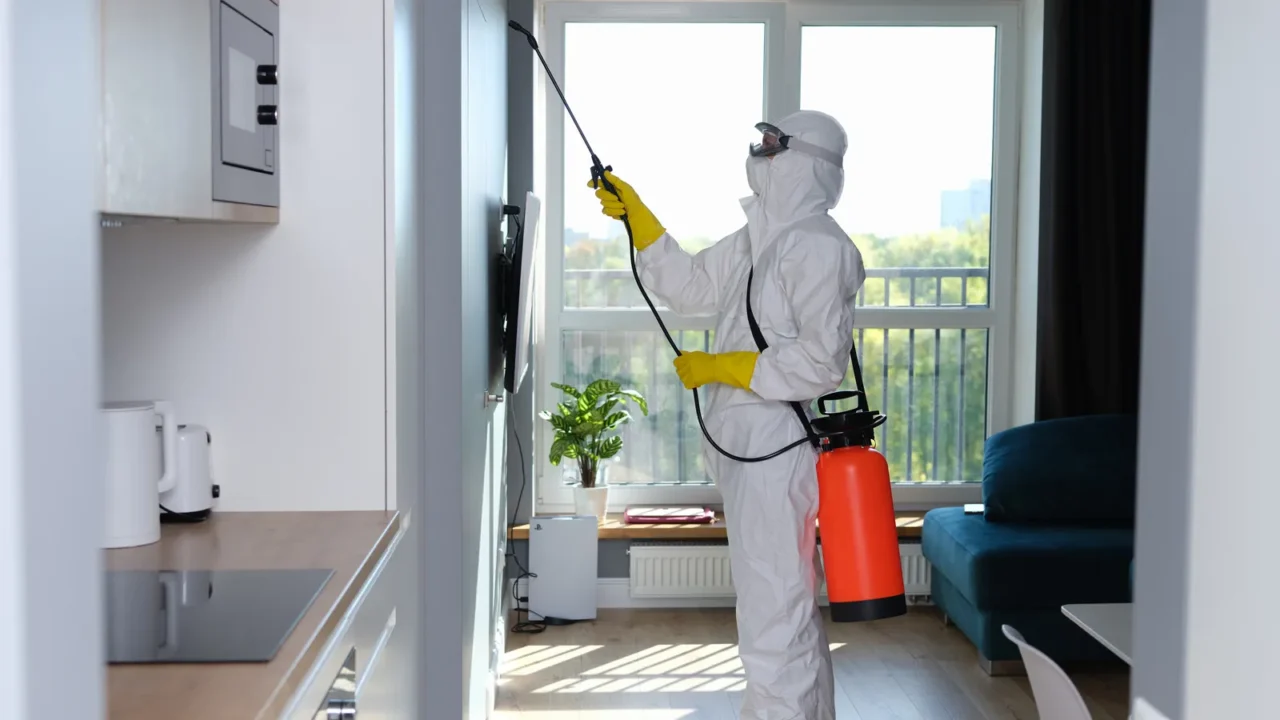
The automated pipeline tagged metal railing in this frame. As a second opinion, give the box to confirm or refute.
[559,267,992,485]
[564,267,991,309]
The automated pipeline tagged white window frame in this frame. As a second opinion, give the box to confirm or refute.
[537,1,1022,513]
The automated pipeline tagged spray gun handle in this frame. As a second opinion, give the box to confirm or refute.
[591,162,626,217]
[590,161,615,192]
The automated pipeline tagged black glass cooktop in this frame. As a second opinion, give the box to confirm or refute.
[105,568,333,664]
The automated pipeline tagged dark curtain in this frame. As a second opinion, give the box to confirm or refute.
[1035,0,1153,420]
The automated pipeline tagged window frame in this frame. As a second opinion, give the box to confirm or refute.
[537,0,1023,513]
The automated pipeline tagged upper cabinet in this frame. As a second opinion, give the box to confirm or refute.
[100,0,281,223]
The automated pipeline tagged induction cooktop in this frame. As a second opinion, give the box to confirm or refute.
[105,568,333,664]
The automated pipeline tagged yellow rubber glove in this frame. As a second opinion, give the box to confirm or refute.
[586,171,666,251]
[673,351,759,391]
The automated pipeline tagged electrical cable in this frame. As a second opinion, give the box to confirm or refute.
[505,394,546,635]
[510,20,815,464]
[500,209,545,634]
[501,214,580,631]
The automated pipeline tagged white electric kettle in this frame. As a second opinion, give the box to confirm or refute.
[102,400,178,548]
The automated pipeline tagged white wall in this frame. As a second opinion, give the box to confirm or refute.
[100,0,390,512]
[1,0,105,716]
[1135,0,1280,716]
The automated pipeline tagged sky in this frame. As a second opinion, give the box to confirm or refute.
[559,23,997,242]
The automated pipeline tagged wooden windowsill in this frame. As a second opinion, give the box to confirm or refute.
[508,511,926,541]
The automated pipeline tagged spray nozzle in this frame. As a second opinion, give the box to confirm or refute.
[508,21,539,50]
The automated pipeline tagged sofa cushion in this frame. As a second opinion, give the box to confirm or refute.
[931,572,1128,664]
[922,507,1134,610]
[982,414,1138,524]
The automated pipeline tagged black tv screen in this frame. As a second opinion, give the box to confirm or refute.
[501,192,541,395]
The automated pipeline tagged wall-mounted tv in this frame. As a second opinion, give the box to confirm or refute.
[500,191,542,395]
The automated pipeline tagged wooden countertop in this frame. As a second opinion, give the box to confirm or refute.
[106,511,400,720]
[509,511,926,540]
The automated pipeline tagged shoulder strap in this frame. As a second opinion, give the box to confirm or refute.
[745,269,819,447]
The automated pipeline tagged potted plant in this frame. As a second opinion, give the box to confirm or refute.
[539,379,648,521]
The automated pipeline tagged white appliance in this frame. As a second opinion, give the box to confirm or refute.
[102,400,178,548]
[528,515,598,622]
[159,424,218,522]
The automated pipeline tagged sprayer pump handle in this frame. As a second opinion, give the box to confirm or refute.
[818,391,866,416]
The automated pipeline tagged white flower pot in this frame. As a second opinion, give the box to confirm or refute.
[573,485,609,522]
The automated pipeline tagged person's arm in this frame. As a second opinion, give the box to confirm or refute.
[749,237,866,403]
[588,170,741,316]
[636,229,744,317]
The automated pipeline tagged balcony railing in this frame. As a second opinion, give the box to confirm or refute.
[564,266,991,310]
[559,267,991,486]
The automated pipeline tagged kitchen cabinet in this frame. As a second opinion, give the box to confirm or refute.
[100,0,280,223]
[283,521,416,719]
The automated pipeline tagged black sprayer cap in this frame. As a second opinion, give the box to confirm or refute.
[810,391,887,452]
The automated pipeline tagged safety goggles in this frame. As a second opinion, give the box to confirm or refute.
[748,122,842,168]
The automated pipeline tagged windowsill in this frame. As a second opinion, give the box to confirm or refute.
[508,510,928,541]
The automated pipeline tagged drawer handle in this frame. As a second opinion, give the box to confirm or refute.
[356,607,398,696]
[325,697,356,718]
[316,647,357,719]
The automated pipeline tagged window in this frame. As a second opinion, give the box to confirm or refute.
[540,2,1021,511]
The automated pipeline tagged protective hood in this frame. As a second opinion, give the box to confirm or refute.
[743,110,847,221]
[742,110,847,259]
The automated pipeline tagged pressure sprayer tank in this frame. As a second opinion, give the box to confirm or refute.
[810,392,907,622]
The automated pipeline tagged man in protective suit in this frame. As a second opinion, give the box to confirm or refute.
[588,110,865,720]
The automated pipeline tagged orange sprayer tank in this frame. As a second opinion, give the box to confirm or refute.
[811,391,907,622]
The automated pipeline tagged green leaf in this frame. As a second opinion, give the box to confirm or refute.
[549,437,567,466]
[573,420,604,436]
[620,389,649,416]
[597,435,624,459]
[598,398,619,419]
[537,410,553,421]
[603,411,632,429]
[584,379,621,403]
[551,382,581,399]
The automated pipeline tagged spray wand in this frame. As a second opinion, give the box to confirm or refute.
[509,21,816,463]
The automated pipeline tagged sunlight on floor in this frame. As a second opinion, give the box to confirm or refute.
[500,645,606,677]
[502,642,847,695]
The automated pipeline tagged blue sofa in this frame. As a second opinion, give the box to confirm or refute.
[922,414,1137,673]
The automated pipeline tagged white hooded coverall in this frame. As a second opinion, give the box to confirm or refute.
[636,110,866,720]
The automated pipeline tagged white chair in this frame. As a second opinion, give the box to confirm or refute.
[1001,624,1093,720]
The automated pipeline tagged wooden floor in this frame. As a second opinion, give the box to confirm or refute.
[497,607,1130,719]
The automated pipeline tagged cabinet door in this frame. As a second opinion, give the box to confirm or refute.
[219,2,275,173]
[349,535,415,719]
[282,528,415,719]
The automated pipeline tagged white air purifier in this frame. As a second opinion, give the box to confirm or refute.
[528,515,599,622]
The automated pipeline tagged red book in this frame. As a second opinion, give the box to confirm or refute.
[622,506,716,524]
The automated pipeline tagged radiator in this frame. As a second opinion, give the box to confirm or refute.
[628,541,932,600]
